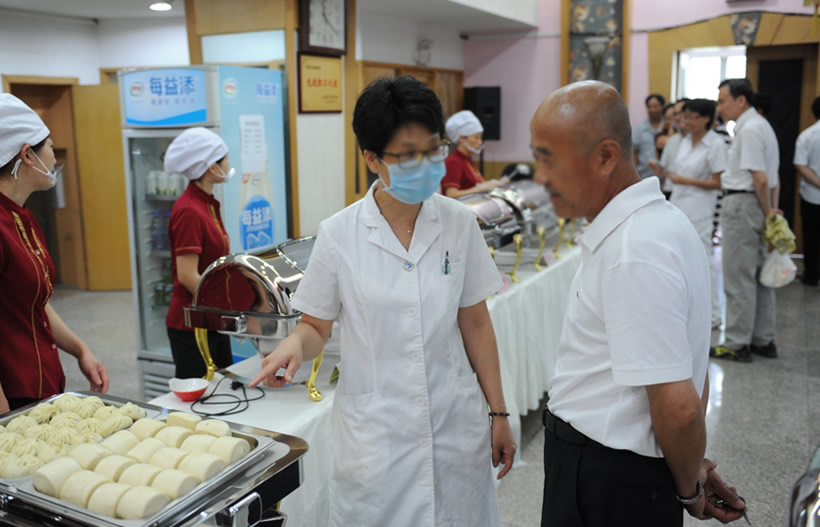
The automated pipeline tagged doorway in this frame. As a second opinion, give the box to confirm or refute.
[746,44,819,252]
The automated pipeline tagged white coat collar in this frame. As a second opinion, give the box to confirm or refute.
[362,182,442,263]
[579,177,664,253]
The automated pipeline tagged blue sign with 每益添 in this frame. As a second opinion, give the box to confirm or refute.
[122,68,209,126]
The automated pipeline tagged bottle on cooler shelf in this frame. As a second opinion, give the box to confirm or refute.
[239,164,276,251]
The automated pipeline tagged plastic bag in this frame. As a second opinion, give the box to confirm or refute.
[759,250,796,288]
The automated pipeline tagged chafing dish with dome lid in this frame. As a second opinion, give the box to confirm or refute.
[457,193,521,249]
[490,178,557,246]
[184,236,327,401]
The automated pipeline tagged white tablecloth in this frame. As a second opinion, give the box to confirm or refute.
[149,245,581,527]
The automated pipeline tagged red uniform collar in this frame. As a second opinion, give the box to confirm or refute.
[185,182,221,207]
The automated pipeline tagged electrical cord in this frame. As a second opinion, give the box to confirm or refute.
[190,377,265,417]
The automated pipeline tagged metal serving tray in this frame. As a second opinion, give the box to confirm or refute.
[0,392,280,527]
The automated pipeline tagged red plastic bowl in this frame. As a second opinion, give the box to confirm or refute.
[169,377,208,402]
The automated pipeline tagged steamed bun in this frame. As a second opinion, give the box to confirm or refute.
[28,403,59,424]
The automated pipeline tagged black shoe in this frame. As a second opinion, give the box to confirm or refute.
[800,274,819,287]
[710,345,753,363]
[750,341,777,358]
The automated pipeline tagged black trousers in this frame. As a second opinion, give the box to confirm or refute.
[167,328,233,379]
[802,197,820,284]
[541,409,682,527]
[4,397,39,414]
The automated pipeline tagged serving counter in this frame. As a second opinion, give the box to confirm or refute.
[150,245,581,527]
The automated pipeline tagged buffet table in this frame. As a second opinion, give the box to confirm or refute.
[150,244,581,527]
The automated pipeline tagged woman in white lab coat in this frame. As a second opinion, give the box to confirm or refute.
[250,76,515,526]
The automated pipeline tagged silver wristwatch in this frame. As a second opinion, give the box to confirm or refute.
[676,480,703,506]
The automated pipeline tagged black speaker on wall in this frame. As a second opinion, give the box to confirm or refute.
[463,86,501,140]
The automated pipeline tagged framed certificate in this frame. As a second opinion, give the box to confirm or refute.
[298,53,343,113]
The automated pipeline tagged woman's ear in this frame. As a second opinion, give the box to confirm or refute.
[363,150,382,175]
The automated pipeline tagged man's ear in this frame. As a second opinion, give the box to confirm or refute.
[363,150,382,175]
[596,139,620,177]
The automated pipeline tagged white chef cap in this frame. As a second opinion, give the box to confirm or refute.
[164,127,229,181]
[0,94,51,168]
[445,110,483,143]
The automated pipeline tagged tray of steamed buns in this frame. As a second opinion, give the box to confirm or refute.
[0,392,276,527]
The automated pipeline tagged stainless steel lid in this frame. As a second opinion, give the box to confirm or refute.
[185,253,302,347]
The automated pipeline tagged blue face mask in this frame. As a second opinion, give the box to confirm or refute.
[381,158,446,204]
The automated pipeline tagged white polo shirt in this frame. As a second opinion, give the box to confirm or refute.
[794,120,820,205]
[659,132,684,193]
[671,129,728,224]
[721,107,779,191]
[548,177,710,458]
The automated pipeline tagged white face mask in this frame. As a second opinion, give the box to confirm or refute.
[12,150,58,188]
[214,165,235,182]
[464,142,484,155]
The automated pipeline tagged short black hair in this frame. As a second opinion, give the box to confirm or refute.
[0,137,49,177]
[352,76,444,157]
[662,103,675,115]
[645,94,666,107]
[683,99,716,130]
[812,96,820,119]
[718,78,755,106]
[675,98,691,106]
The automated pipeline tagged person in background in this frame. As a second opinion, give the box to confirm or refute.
[250,76,515,527]
[650,98,690,198]
[441,110,506,197]
[712,78,780,362]
[531,81,745,526]
[794,95,820,287]
[633,93,666,179]
[655,102,677,156]
[164,127,235,379]
[0,94,109,413]
[666,99,728,330]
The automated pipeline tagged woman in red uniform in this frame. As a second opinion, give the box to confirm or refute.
[441,110,505,198]
[0,94,109,413]
[163,127,235,379]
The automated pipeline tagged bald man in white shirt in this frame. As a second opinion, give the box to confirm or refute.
[713,78,780,363]
[794,95,820,287]
[531,81,745,527]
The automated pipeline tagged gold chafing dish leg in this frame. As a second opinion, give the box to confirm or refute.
[195,328,217,381]
[566,218,576,249]
[307,350,324,402]
[534,226,547,271]
[510,234,523,283]
[553,218,566,259]
[488,245,495,261]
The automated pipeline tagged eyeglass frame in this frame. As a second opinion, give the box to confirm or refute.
[378,141,452,169]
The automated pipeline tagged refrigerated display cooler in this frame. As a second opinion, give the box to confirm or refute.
[119,66,290,399]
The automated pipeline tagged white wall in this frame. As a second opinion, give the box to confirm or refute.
[296,113,347,235]
[0,9,100,89]
[98,18,189,68]
[358,10,464,70]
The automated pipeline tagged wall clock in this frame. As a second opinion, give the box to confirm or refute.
[299,0,347,56]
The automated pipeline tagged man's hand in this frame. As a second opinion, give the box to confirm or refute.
[701,459,747,523]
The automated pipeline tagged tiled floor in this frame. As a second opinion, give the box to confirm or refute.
[50,267,819,526]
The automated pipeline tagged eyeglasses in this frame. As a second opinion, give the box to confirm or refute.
[381,142,451,169]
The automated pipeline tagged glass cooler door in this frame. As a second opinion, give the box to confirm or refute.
[124,130,193,363]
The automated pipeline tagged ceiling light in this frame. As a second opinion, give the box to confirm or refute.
[149,2,172,11]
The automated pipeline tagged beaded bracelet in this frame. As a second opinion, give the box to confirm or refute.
[488,411,511,417]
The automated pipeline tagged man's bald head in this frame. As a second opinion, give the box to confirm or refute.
[532,81,632,156]
[530,81,640,220]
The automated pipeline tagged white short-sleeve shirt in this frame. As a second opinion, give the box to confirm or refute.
[721,107,779,190]
[548,177,711,458]
[670,129,728,223]
[794,120,820,205]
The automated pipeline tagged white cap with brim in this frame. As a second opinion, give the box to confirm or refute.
[0,94,51,168]
[164,127,229,181]
[445,110,483,143]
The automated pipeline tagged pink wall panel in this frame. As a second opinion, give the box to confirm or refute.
[463,36,562,160]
